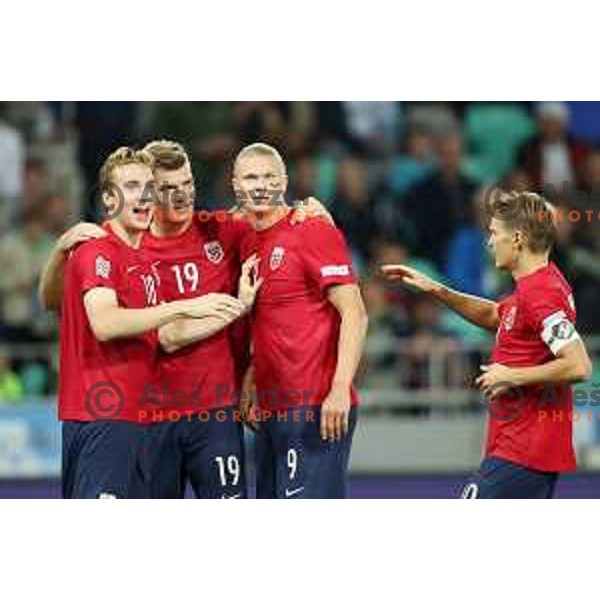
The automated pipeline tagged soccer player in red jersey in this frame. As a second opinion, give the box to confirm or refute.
[56,147,244,498]
[382,191,592,498]
[234,143,369,499]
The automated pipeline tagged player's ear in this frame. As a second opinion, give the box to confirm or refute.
[513,229,524,249]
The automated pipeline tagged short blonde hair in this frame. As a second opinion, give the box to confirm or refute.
[99,146,154,193]
[491,190,556,253]
[143,139,189,171]
[233,142,286,175]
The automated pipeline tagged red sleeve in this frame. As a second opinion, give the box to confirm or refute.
[301,218,357,294]
[72,242,119,295]
[522,284,579,355]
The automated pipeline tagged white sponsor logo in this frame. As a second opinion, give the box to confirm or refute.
[221,493,242,499]
[270,246,285,270]
[204,241,224,264]
[284,486,304,498]
[95,255,111,279]
[320,265,350,277]
[98,492,118,499]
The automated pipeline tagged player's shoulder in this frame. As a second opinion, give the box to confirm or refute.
[518,263,574,315]
[292,215,340,238]
[520,262,571,296]
[70,234,120,264]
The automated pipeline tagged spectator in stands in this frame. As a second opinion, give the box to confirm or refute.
[387,128,434,197]
[360,275,401,389]
[518,102,588,192]
[444,189,489,298]
[342,101,401,156]
[332,157,380,264]
[403,131,477,270]
[22,159,46,211]
[0,351,24,403]
[404,295,462,389]
[0,103,26,225]
[0,206,54,343]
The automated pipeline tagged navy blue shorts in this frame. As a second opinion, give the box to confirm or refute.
[144,408,246,499]
[255,407,357,499]
[62,421,147,499]
[460,456,559,499]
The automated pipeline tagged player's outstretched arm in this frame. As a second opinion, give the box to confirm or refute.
[321,283,369,442]
[39,223,106,310]
[381,264,499,331]
[84,288,244,343]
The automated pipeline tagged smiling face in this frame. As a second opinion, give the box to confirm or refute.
[106,162,155,231]
[232,148,288,216]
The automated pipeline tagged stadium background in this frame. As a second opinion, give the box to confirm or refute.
[1,100,600,498]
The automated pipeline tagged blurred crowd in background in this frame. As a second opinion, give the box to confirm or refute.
[2,101,600,403]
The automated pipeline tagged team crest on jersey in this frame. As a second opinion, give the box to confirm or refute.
[270,246,285,270]
[95,255,111,279]
[204,241,224,264]
[503,305,517,331]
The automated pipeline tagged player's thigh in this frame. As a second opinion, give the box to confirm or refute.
[272,408,357,499]
[184,409,247,499]
[143,422,185,499]
[62,421,146,499]
[255,421,277,499]
[460,457,558,499]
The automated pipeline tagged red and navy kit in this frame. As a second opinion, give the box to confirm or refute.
[142,213,250,417]
[58,224,160,498]
[141,213,250,498]
[240,213,359,412]
[486,262,577,473]
[241,213,359,499]
[463,262,579,499]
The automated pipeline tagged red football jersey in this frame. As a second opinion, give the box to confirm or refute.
[486,262,578,472]
[240,214,359,411]
[58,226,161,422]
[142,213,250,416]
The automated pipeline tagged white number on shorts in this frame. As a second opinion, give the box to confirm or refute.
[460,483,479,499]
[172,262,199,294]
[215,455,240,487]
[287,449,298,481]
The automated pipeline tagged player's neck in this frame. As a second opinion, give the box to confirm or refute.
[252,205,291,231]
[107,221,144,249]
[150,213,193,237]
[512,254,549,281]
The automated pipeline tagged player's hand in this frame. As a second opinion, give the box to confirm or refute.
[476,363,517,401]
[291,197,334,226]
[240,365,260,432]
[58,222,107,252]
[320,383,351,442]
[238,254,263,310]
[180,293,246,320]
[380,264,441,293]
